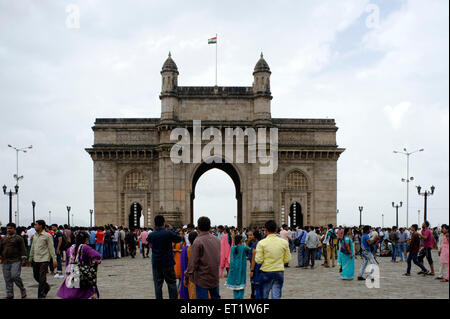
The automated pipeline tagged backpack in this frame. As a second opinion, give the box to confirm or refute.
[60,232,69,251]
[330,230,337,240]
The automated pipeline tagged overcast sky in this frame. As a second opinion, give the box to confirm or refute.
[0,0,448,228]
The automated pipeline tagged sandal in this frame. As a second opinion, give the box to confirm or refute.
[440,279,449,282]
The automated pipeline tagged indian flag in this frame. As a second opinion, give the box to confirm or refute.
[208,36,217,44]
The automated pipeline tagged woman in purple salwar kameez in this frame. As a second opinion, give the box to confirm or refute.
[57,232,102,299]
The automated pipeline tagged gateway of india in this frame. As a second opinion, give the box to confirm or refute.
[86,53,345,229]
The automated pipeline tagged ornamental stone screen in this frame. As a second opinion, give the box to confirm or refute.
[86,53,345,228]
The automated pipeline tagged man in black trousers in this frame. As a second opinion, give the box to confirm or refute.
[147,215,182,299]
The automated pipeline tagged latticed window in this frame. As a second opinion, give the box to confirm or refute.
[124,171,149,191]
[285,171,308,190]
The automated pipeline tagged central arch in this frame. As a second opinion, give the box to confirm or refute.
[191,160,242,228]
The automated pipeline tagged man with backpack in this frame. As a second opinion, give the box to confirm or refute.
[324,224,337,268]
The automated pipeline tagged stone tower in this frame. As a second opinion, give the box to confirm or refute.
[253,53,272,125]
[160,52,179,122]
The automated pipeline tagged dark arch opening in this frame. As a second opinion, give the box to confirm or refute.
[289,202,303,229]
[129,202,142,229]
[191,160,242,228]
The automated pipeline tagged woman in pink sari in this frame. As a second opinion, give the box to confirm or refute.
[220,227,233,278]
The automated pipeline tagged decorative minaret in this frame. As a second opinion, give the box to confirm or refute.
[160,52,179,121]
[253,53,272,123]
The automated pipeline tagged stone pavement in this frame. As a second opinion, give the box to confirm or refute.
[1,250,448,299]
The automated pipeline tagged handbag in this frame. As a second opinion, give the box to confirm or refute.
[65,244,98,289]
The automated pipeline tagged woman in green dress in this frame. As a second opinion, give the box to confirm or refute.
[225,235,251,299]
[338,227,355,280]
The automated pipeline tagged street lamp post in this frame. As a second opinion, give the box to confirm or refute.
[8,144,32,225]
[31,200,36,223]
[382,213,384,228]
[90,209,93,228]
[417,186,435,222]
[417,210,420,226]
[392,201,403,228]
[394,148,424,228]
[67,206,71,227]
[49,211,51,224]
[3,185,19,224]
[358,206,363,226]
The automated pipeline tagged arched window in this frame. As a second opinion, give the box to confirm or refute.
[124,171,149,191]
[285,170,308,191]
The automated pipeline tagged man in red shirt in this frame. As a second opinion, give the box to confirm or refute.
[418,221,435,275]
[95,227,105,258]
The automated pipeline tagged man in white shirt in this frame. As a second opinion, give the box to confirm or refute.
[305,227,320,269]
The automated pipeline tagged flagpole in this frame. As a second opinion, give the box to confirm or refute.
[215,33,218,86]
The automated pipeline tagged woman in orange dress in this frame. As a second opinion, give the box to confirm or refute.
[173,229,185,289]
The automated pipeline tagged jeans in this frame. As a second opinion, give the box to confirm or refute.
[392,243,398,261]
[306,248,316,267]
[55,250,63,273]
[196,285,221,299]
[407,252,428,274]
[95,242,104,257]
[358,250,377,277]
[2,262,26,298]
[315,247,322,260]
[251,283,262,299]
[112,241,118,259]
[152,264,178,299]
[104,241,112,259]
[260,271,284,299]
[32,262,50,298]
[297,244,306,267]
[398,243,407,260]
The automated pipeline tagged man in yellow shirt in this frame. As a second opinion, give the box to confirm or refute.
[255,220,291,299]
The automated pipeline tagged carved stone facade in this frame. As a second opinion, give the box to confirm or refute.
[86,53,345,228]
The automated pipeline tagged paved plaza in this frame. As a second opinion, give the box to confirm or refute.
[1,250,448,299]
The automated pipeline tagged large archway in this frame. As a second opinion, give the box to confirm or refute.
[191,161,242,228]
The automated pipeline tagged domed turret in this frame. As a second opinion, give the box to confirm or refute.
[253,52,271,75]
[161,52,179,73]
[161,52,178,94]
[253,53,271,95]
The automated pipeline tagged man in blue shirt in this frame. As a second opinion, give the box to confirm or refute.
[358,225,378,280]
[295,226,309,268]
[147,215,182,299]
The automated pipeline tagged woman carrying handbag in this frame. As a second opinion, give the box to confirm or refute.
[57,231,102,299]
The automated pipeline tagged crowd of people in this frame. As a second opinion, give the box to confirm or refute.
[0,217,448,299]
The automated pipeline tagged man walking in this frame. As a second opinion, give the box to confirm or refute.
[29,220,57,299]
[418,221,435,275]
[0,223,27,299]
[357,225,377,281]
[255,220,291,299]
[404,224,429,276]
[184,216,221,299]
[147,215,182,299]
